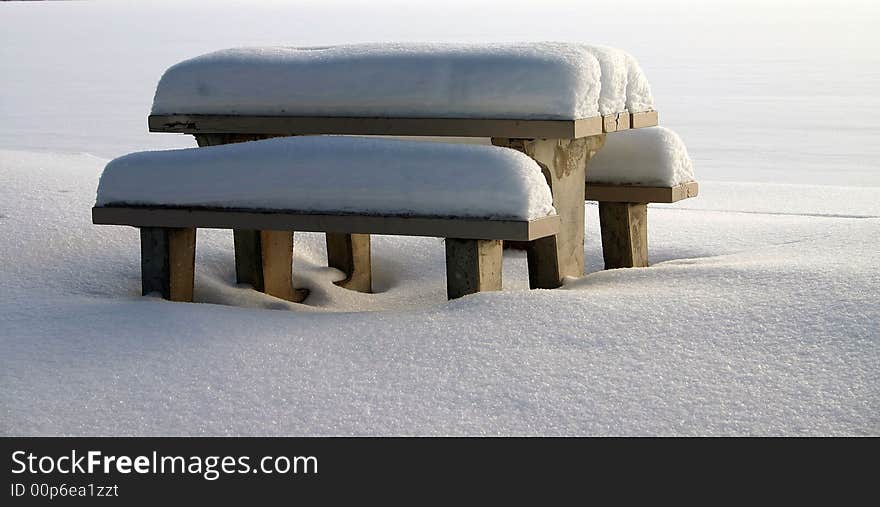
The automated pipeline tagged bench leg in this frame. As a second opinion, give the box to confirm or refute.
[598,202,648,269]
[326,232,372,293]
[234,230,308,302]
[232,229,263,288]
[445,239,502,299]
[492,135,605,288]
[140,227,196,302]
[525,236,560,290]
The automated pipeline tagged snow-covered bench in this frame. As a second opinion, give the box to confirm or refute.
[585,126,698,268]
[147,42,659,292]
[92,137,560,301]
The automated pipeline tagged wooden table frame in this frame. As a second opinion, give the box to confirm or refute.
[149,111,659,292]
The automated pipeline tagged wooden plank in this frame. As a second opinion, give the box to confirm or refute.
[630,110,659,129]
[195,133,280,146]
[93,206,560,242]
[572,117,604,138]
[585,181,699,203]
[601,112,631,133]
[148,114,612,139]
[602,114,618,133]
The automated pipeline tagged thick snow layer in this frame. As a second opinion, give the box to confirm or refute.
[2,150,878,436]
[150,43,655,120]
[623,51,655,113]
[588,126,695,187]
[583,45,628,115]
[96,136,554,221]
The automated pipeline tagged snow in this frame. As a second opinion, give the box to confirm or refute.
[2,150,877,436]
[96,136,554,221]
[587,126,694,187]
[583,45,628,115]
[623,51,655,114]
[1,0,878,437]
[151,43,654,120]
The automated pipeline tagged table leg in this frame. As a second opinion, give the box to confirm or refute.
[326,232,372,293]
[492,135,605,288]
[261,230,309,302]
[228,229,307,302]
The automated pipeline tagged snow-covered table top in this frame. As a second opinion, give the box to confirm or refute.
[151,42,655,121]
[96,136,555,221]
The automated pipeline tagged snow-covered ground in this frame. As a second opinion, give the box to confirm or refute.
[1,0,878,435]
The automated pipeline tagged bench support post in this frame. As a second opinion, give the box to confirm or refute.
[234,229,308,302]
[232,229,263,288]
[445,239,502,299]
[525,236,560,290]
[492,135,605,288]
[598,202,648,269]
[326,232,372,293]
[140,227,196,302]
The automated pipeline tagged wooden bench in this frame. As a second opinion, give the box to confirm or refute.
[586,182,699,268]
[92,206,559,301]
[583,126,699,269]
[92,136,560,301]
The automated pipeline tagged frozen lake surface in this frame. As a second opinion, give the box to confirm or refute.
[0,0,877,436]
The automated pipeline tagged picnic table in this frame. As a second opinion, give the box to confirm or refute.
[143,42,673,295]
[148,111,658,292]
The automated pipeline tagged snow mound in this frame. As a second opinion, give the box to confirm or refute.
[95,136,555,221]
[151,42,655,119]
[588,126,695,187]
